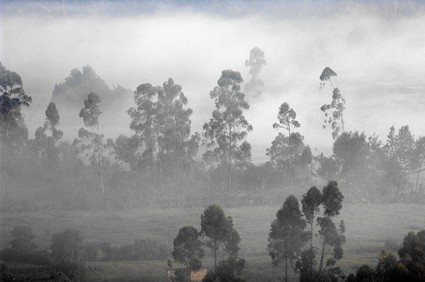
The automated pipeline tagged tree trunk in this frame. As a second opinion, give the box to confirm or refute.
[228,125,232,193]
[319,238,326,273]
[214,240,217,273]
[285,257,288,282]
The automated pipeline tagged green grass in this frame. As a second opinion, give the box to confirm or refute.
[1,203,425,281]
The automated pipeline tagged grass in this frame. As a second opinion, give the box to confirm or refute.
[1,203,425,281]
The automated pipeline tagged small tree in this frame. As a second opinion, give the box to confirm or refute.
[172,226,204,281]
[268,195,308,282]
[51,228,86,281]
[10,226,37,257]
[200,204,244,277]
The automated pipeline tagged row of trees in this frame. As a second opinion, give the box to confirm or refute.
[1,58,424,211]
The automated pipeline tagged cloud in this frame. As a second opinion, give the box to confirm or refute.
[2,1,425,162]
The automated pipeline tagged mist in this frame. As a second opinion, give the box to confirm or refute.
[2,1,425,162]
[1,1,425,281]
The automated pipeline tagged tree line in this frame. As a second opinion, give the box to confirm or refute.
[1,50,424,211]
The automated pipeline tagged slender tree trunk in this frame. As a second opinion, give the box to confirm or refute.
[319,238,326,273]
[1,125,9,204]
[214,240,217,273]
[285,257,288,282]
[228,125,232,193]
[310,221,314,274]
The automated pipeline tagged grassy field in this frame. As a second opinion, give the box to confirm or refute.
[1,203,425,281]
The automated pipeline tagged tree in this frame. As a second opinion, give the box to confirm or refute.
[51,228,86,281]
[317,181,345,273]
[409,136,425,194]
[156,78,199,204]
[200,204,244,276]
[128,79,198,206]
[10,226,37,256]
[267,102,304,188]
[376,250,397,281]
[297,181,345,282]
[77,92,108,197]
[203,70,252,192]
[268,195,308,282]
[301,186,323,277]
[319,67,345,140]
[0,62,31,202]
[172,226,204,281]
[128,83,161,206]
[383,125,415,195]
[333,131,369,199]
[245,46,266,97]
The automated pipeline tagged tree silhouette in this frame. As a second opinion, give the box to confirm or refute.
[203,70,252,192]
[319,67,345,140]
[268,195,307,282]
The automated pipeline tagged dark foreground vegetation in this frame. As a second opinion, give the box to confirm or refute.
[1,182,424,281]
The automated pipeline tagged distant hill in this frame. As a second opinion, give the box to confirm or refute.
[49,65,133,139]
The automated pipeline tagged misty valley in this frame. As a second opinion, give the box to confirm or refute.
[1,1,425,281]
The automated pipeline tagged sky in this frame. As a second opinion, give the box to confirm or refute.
[1,0,425,163]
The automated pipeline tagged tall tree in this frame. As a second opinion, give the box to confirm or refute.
[128,79,198,206]
[77,92,107,197]
[301,186,323,278]
[157,78,199,203]
[268,102,303,188]
[319,67,345,140]
[317,181,345,273]
[172,226,204,281]
[409,136,425,194]
[245,46,266,97]
[384,125,415,195]
[0,62,31,202]
[128,83,161,206]
[203,70,252,192]
[268,195,308,282]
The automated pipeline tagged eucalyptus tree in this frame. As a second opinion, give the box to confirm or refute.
[268,195,308,282]
[128,83,161,206]
[172,226,204,281]
[319,67,345,140]
[203,70,252,192]
[267,102,306,188]
[31,102,63,168]
[410,136,425,193]
[157,78,198,202]
[200,204,244,274]
[245,46,266,97]
[77,92,108,196]
[298,181,345,281]
[0,62,31,200]
[129,79,198,206]
[384,125,415,195]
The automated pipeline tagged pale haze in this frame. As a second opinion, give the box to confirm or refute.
[2,1,425,163]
